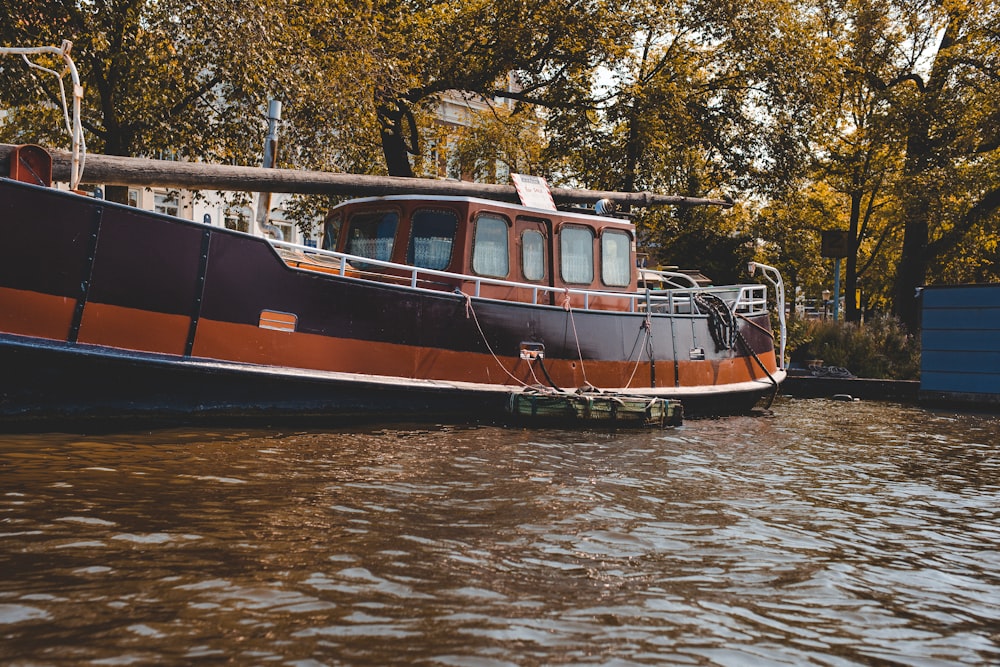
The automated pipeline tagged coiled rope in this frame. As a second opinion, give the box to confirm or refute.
[693,292,779,408]
[693,292,737,352]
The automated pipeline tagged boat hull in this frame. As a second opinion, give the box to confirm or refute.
[0,334,779,429]
[0,177,783,428]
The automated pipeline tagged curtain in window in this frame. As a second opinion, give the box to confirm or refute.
[601,230,631,286]
[522,230,545,281]
[473,215,510,277]
[561,226,594,284]
[346,211,398,262]
[409,209,457,270]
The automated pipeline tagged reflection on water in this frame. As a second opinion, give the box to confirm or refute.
[1,398,998,665]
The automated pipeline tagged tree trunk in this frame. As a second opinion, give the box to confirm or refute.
[891,16,962,333]
[0,143,734,208]
[845,190,862,322]
[892,102,933,332]
[376,96,416,178]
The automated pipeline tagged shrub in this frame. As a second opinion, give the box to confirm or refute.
[788,315,920,380]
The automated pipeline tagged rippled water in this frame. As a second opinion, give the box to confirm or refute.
[1,397,998,666]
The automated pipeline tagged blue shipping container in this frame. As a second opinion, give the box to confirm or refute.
[920,284,1000,407]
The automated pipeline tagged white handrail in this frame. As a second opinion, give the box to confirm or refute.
[0,40,85,190]
[638,268,700,289]
[748,261,787,369]
[272,239,774,319]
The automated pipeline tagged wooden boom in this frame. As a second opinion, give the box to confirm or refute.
[0,143,733,209]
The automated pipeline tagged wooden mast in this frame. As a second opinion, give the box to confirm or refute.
[0,143,733,209]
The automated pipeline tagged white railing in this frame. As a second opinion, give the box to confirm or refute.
[637,268,701,289]
[271,240,775,320]
[748,261,787,369]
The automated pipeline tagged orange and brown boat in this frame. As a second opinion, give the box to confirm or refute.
[0,158,786,428]
[0,41,786,428]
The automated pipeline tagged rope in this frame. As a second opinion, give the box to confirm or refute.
[623,325,649,388]
[560,288,592,389]
[460,292,530,388]
[734,311,776,339]
[693,292,736,352]
[734,321,780,409]
[460,290,676,418]
[694,292,779,408]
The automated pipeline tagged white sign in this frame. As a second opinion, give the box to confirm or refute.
[511,173,556,211]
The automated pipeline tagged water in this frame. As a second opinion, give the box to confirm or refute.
[1,397,998,666]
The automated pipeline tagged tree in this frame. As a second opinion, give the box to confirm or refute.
[434,103,547,181]
[801,0,911,322]
[343,0,631,177]
[0,1,276,200]
[754,183,844,318]
[877,0,1000,330]
[542,0,840,278]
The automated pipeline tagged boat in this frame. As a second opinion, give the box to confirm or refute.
[0,43,787,429]
[0,165,787,427]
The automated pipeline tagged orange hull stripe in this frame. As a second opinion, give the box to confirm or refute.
[0,290,777,389]
[0,286,75,341]
[193,318,777,388]
[77,302,191,356]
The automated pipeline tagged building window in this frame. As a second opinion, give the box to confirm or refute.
[560,225,594,284]
[408,208,457,270]
[601,229,632,287]
[273,221,294,243]
[495,161,510,184]
[224,208,251,233]
[472,213,510,277]
[521,229,546,282]
[446,152,462,180]
[154,192,179,217]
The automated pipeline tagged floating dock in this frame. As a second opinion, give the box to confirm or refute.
[506,389,683,427]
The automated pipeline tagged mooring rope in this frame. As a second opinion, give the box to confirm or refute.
[561,288,592,389]
[623,324,650,388]
[460,291,531,388]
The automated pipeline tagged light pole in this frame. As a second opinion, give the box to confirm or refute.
[822,289,831,320]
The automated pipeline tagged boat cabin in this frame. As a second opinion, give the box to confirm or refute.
[311,195,639,310]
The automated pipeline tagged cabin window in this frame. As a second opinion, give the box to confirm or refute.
[345,210,399,264]
[560,225,594,284]
[521,229,546,282]
[601,229,632,287]
[407,208,457,270]
[321,213,341,251]
[472,213,510,277]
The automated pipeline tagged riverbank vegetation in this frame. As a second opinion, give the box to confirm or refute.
[1,0,997,335]
[788,316,921,380]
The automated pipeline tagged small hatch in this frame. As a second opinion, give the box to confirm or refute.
[259,310,297,332]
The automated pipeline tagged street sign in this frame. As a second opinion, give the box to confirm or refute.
[821,230,850,258]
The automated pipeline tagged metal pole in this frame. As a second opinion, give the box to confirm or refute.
[833,258,841,322]
[255,99,282,238]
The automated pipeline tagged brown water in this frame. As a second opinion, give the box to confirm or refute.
[1,397,998,666]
